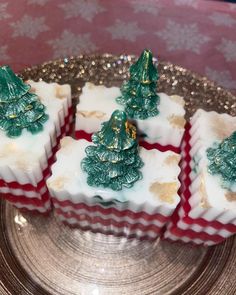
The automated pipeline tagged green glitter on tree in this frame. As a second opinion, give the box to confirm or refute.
[0,66,48,138]
[81,110,143,191]
[116,49,160,120]
[207,131,236,188]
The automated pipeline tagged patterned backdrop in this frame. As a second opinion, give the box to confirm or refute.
[0,0,236,92]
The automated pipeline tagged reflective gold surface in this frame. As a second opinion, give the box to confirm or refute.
[1,54,236,294]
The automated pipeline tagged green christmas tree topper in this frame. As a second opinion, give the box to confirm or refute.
[207,131,236,189]
[0,66,48,138]
[116,49,160,120]
[81,110,143,191]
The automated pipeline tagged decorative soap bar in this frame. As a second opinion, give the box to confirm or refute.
[48,110,181,239]
[164,109,236,246]
[0,66,72,213]
[75,50,185,153]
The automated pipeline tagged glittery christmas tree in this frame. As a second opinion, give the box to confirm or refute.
[207,131,236,188]
[81,110,143,191]
[0,66,48,138]
[116,49,160,120]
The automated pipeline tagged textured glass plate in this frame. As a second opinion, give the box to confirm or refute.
[1,54,236,295]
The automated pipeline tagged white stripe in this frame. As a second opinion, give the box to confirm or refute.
[13,200,51,212]
[0,185,47,199]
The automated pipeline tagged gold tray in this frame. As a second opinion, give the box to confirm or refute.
[1,54,236,295]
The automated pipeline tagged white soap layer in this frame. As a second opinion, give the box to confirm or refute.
[0,81,71,186]
[48,137,181,215]
[75,83,185,147]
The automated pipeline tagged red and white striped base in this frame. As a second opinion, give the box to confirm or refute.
[52,198,172,240]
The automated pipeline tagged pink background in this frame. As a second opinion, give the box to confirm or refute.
[0,0,236,93]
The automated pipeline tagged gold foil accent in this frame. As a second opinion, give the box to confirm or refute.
[149,181,178,204]
[48,176,69,190]
[169,95,185,106]
[87,82,101,90]
[125,121,136,139]
[55,85,67,99]
[211,115,236,140]
[60,136,74,148]
[9,114,17,119]
[0,143,18,157]
[225,192,236,202]
[15,159,31,171]
[199,175,211,208]
[0,144,33,170]
[77,110,106,119]
[168,115,186,129]
[164,154,181,166]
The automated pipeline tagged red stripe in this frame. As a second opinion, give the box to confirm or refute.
[0,162,53,192]
[2,190,51,207]
[0,169,51,192]
[139,140,180,153]
[168,224,225,243]
[182,216,236,232]
[75,130,92,141]
[75,130,180,153]
[57,209,162,233]
[52,198,170,223]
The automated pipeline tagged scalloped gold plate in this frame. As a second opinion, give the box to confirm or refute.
[1,54,236,295]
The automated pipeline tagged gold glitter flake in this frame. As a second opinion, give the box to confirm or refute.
[225,192,236,202]
[168,115,186,129]
[77,110,106,119]
[164,154,180,166]
[149,181,178,204]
